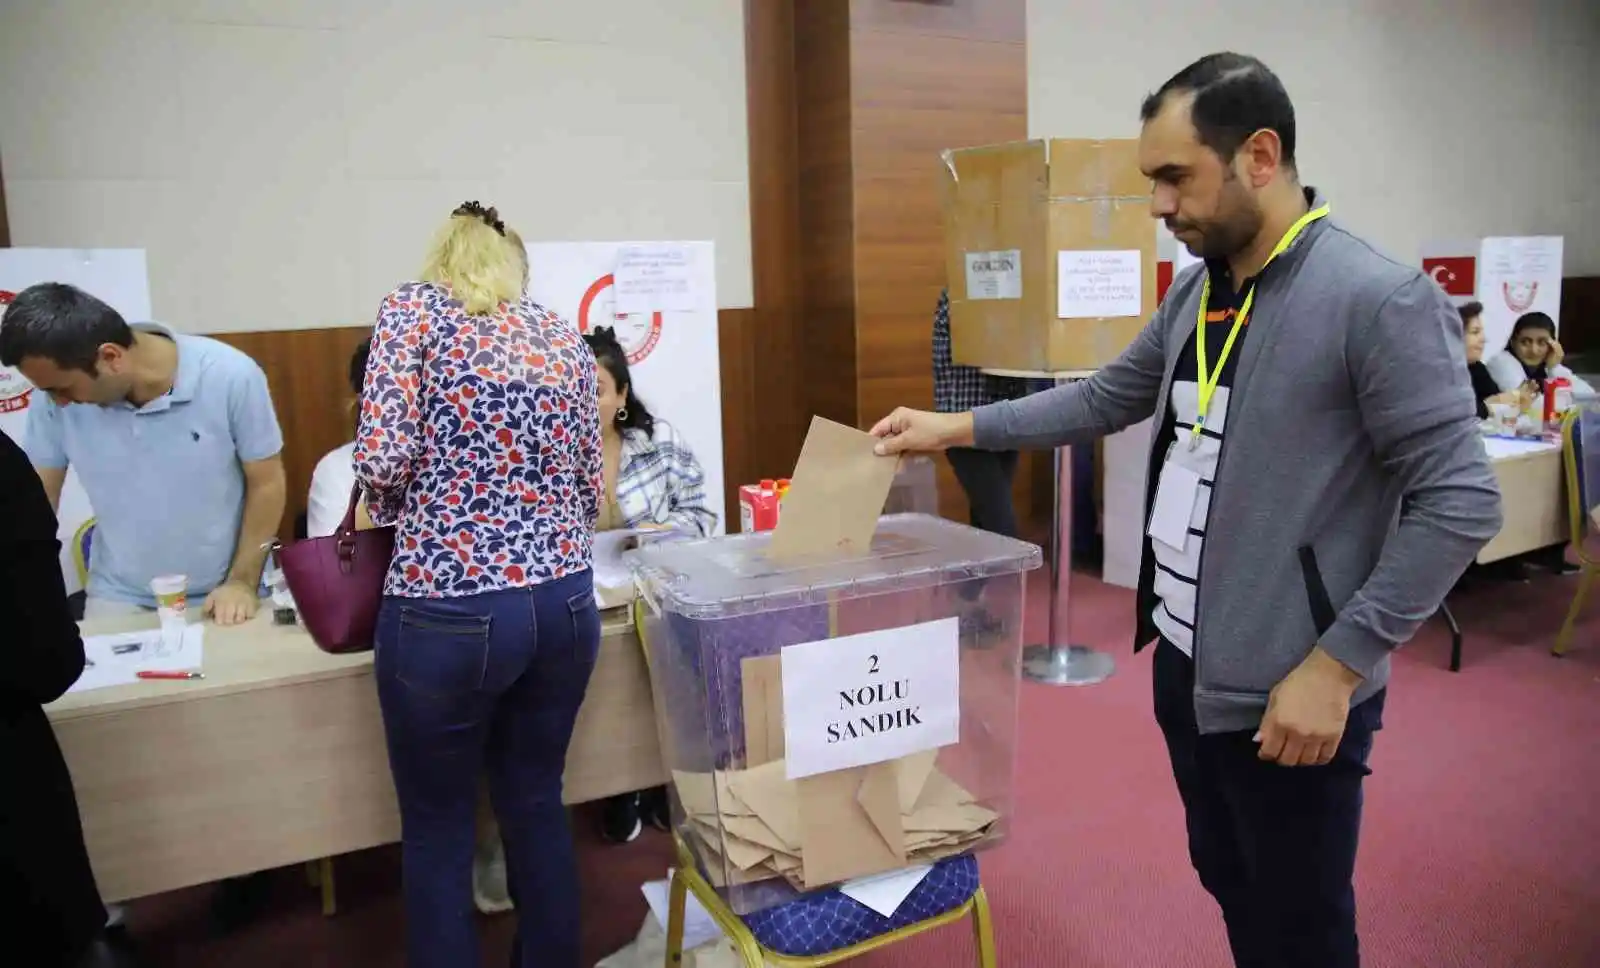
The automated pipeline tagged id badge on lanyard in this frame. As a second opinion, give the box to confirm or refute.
[1189,203,1330,451]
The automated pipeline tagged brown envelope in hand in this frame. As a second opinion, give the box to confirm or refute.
[768,416,901,561]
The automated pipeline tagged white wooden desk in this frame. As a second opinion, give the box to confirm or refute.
[1478,439,1566,564]
[47,607,663,903]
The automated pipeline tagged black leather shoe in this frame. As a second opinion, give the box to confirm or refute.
[641,786,672,832]
[601,792,643,844]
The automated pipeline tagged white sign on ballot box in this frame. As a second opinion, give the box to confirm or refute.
[780,617,961,780]
[0,249,152,595]
[525,241,725,532]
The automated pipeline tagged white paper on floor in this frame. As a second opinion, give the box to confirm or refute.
[839,864,933,918]
[641,872,722,950]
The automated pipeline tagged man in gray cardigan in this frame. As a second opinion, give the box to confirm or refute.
[873,54,1501,968]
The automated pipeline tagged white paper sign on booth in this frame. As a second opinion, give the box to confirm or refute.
[780,617,961,780]
[525,241,725,532]
[0,249,151,595]
[1477,236,1564,354]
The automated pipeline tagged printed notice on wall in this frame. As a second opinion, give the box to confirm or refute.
[615,244,701,315]
[1058,249,1142,319]
[780,617,960,780]
[964,249,1023,301]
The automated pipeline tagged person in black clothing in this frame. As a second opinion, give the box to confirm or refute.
[0,429,138,967]
[1459,301,1533,420]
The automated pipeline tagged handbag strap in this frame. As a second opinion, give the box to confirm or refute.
[340,483,363,534]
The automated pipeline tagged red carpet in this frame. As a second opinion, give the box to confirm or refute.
[129,569,1600,967]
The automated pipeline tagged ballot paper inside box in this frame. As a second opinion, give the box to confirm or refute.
[629,513,1042,916]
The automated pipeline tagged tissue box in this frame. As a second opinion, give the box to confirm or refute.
[630,514,1041,914]
[941,138,1156,373]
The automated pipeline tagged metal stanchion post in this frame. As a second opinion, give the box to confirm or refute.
[1020,435,1115,686]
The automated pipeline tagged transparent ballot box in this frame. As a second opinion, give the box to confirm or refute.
[629,513,1042,914]
[884,454,940,516]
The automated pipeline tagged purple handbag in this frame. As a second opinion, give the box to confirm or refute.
[278,485,395,654]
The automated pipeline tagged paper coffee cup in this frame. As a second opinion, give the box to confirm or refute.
[151,574,188,615]
[1488,403,1517,436]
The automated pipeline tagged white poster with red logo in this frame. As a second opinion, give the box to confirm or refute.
[1477,236,1564,355]
[523,241,725,533]
[0,249,152,594]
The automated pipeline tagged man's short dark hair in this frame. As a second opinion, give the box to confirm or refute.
[1140,53,1297,170]
[0,282,133,372]
[1457,301,1484,325]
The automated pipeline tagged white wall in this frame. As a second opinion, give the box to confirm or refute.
[1028,0,1600,275]
[0,0,751,333]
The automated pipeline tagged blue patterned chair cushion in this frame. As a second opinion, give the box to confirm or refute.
[741,854,980,957]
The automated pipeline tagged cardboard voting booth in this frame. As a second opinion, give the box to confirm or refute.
[631,509,1039,915]
[941,138,1156,373]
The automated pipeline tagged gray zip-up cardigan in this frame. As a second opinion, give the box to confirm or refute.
[973,197,1503,733]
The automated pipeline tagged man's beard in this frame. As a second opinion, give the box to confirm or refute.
[1170,181,1263,261]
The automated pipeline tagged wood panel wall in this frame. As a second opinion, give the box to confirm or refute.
[211,326,370,542]
[1560,276,1600,357]
[783,0,1045,532]
[846,0,1039,530]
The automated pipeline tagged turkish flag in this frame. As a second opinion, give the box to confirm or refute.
[1422,256,1475,298]
[1156,260,1174,303]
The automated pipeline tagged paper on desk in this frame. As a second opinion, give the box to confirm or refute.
[69,625,205,694]
[839,864,934,918]
[594,529,641,603]
[641,873,724,951]
[1480,435,1561,459]
[768,416,900,561]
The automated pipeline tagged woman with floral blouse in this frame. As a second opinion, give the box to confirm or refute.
[354,201,602,968]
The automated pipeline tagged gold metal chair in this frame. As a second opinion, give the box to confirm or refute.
[304,857,338,916]
[663,836,997,968]
[1555,406,1598,655]
[72,518,95,589]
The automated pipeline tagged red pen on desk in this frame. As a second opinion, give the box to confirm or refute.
[136,670,204,681]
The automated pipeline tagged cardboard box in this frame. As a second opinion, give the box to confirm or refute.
[941,138,1156,373]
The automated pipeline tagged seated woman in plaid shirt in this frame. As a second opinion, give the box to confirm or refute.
[584,324,715,843]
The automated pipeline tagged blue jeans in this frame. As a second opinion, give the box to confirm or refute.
[375,572,600,968]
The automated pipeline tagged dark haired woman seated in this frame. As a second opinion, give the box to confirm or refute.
[583,325,715,843]
[1459,302,1534,419]
[1485,310,1595,398]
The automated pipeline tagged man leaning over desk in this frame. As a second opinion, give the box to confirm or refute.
[0,282,286,626]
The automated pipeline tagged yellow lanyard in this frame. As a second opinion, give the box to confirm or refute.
[1191,204,1330,446]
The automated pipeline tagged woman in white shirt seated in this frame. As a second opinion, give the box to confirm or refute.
[584,324,715,843]
[305,339,371,538]
[1486,311,1596,398]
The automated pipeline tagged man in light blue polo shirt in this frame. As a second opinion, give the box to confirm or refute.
[0,282,286,627]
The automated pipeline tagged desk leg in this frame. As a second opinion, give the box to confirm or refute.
[1021,440,1115,686]
[1439,603,1463,673]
